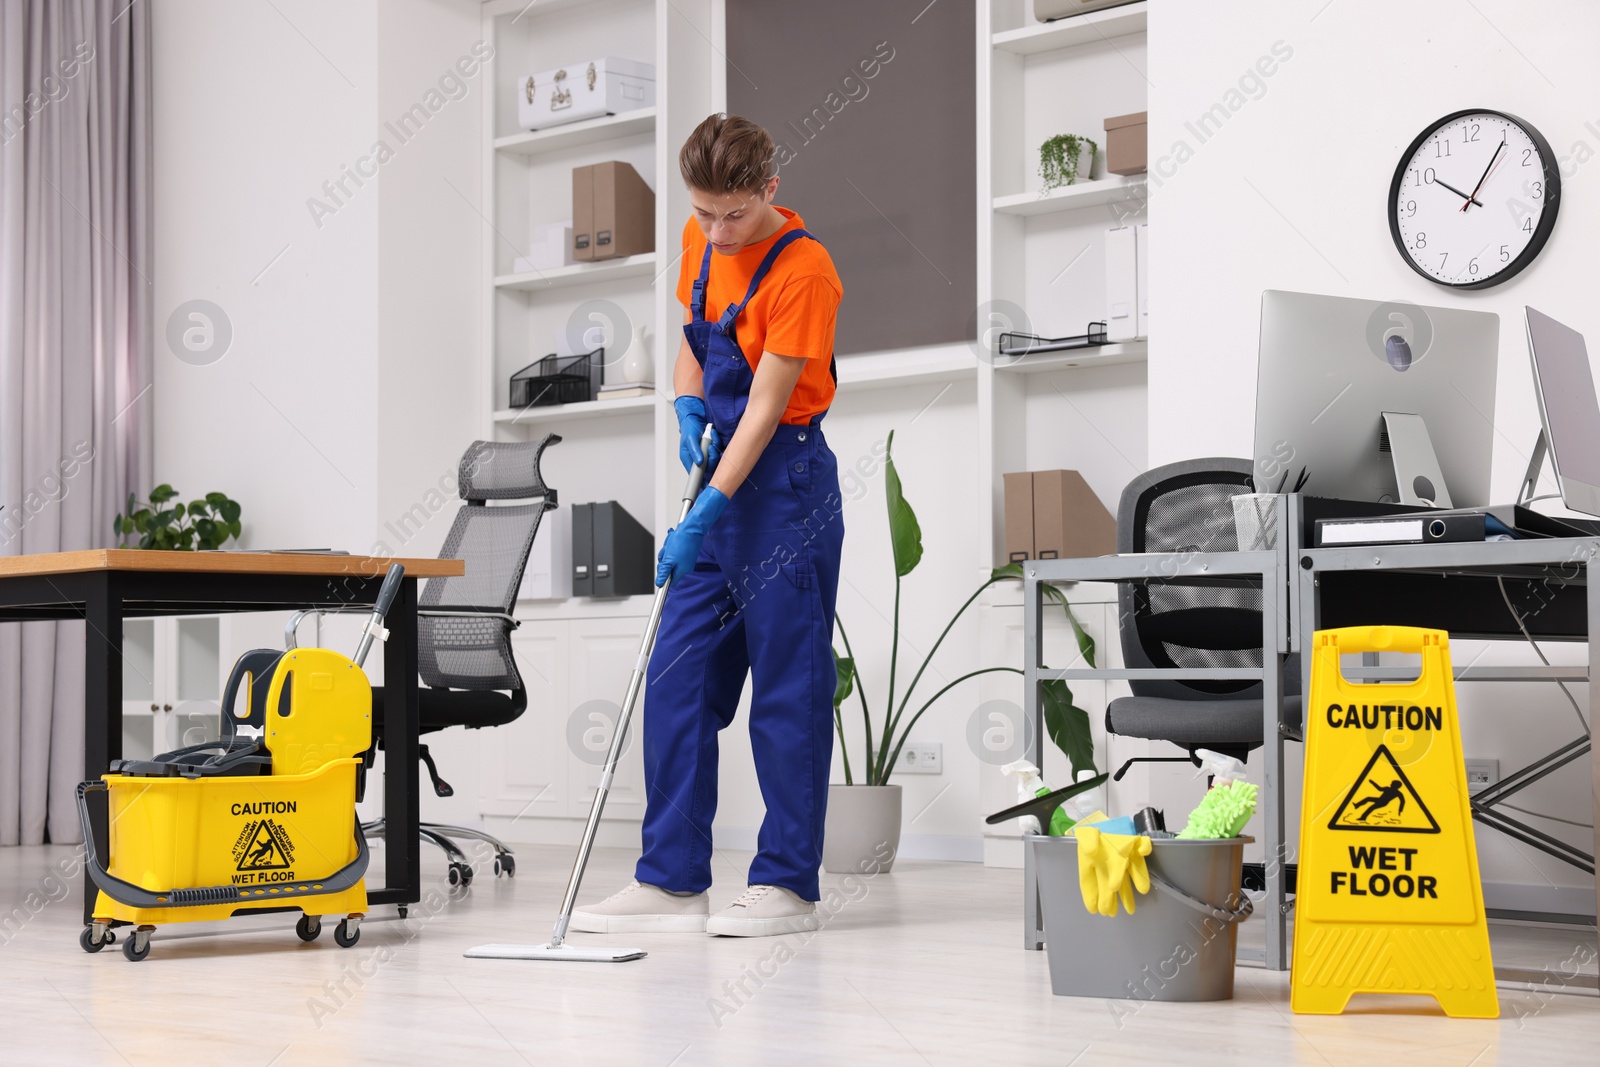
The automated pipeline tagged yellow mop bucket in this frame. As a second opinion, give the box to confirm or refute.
[76,565,404,962]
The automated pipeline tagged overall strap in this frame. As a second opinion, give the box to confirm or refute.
[689,241,714,322]
[716,229,814,334]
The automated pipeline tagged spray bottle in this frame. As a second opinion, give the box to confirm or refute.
[1000,760,1075,836]
[1175,748,1259,839]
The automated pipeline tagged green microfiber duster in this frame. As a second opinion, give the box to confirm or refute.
[1176,780,1259,839]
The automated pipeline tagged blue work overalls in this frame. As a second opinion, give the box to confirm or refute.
[635,229,844,902]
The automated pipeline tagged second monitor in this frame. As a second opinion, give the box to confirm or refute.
[1253,290,1500,507]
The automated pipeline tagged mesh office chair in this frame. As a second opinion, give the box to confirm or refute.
[1105,457,1301,782]
[361,435,560,887]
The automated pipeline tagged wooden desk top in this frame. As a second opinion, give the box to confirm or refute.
[0,549,464,579]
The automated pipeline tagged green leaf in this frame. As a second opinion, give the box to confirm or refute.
[195,518,217,544]
[883,430,922,578]
[990,563,1097,668]
[1042,679,1097,780]
[149,484,177,504]
[833,653,855,709]
[219,499,241,524]
[1043,584,1097,667]
[205,491,227,507]
[189,499,208,517]
[173,503,187,519]
[227,520,241,539]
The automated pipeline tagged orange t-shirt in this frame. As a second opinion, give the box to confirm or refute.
[676,207,843,425]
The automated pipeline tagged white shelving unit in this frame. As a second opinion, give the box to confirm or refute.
[977,0,1151,865]
[991,1,1148,54]
[493,107,657,156]
[493,253,660,292]
[993,174,1148,216]
[120,616,226,761]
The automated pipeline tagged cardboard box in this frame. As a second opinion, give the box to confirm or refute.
[1103,111,1147,176]
[1002,470,1116,563]
[572,161,654,262]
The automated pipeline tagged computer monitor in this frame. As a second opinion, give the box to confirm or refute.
[1252,291,1500,507]
[1525,307,1600,517]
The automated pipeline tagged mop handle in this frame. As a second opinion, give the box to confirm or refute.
[550,426,715,946]
[354,563,406,669]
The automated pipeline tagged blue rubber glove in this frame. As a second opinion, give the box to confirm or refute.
[656,486,729,587]
[674,396,722,474]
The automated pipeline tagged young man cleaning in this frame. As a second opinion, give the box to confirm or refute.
[572,114,845,937]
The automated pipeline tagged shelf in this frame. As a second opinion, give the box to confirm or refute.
[835,346,977,389]
[993,176,1148,217]
[993,2,1148,55]
[996,340,1147,373]
[493,395,656,426]
[495,254,658,292]
[494,108,656,157]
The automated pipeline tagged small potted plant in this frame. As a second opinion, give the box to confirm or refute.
[114,485,243,550]
[1039,133,1098,192]
[825,432,1098,874]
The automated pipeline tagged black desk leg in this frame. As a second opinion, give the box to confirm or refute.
[382,579,421,910]
[82,573,123,923]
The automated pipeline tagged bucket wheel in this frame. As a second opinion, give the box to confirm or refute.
[122,927,153,962]
[296,914,322,942]
[79,923,114,953]
[334,917,361,948]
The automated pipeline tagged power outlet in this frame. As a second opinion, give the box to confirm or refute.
[898,742,943,775]
[1464,758,1499,795]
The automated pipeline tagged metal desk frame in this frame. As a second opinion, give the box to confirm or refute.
[1298,534,1600,943]
[1021,503,1294,969]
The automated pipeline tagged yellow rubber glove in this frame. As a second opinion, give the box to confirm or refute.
[1073,826,1154,917]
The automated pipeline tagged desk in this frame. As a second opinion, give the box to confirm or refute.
[0,550,464,922]
[1021,539,1290,966]
[1299,535,1600,966]
[1022,498,1600,975]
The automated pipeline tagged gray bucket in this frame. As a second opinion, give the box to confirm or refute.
[1029,834,1254,1001]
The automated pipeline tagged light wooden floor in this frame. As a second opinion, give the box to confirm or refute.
[1,841,1596,1066]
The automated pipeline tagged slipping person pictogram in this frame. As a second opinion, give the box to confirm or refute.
[1328,745,1440,833]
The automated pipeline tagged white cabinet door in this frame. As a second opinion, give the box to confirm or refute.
[567,616,650,821]
[485,622,570,821]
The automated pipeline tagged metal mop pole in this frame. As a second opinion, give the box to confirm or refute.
[548,427,714,949]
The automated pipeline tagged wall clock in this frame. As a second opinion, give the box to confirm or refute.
[1388,109,1559,289]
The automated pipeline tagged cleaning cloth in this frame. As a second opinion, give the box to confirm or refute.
[1175,780,1259,839]
[1072,824,1152,917]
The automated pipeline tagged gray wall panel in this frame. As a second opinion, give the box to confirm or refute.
[725,0,977,355]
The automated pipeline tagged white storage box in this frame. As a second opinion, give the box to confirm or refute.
[517,58,655,131]
[514,220,573,274]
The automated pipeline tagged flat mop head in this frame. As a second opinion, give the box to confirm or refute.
[464,942,647,963]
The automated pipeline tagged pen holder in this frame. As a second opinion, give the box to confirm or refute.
[1231,493,1281,551]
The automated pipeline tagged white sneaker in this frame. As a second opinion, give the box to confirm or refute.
[705,885,819,937]
[569,881,709,933]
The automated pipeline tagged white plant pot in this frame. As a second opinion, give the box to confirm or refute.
[822,784,901,874]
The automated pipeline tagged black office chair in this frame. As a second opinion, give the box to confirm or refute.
[1105,457,1301,783]
[360,435,560,887]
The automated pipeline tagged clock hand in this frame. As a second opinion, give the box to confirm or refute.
[1461,136,1506,212]
[1432,177,1483,208]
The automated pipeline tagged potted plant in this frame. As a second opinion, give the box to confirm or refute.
[114,485,243,550]
[824,432,1098,874]
[1039,133,1098,192]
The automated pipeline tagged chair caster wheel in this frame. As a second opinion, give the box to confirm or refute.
[493,855,514,878]
[334,919,361,948]
[123,928,152,962]
[296,914,322,942]
[449,862,473,887]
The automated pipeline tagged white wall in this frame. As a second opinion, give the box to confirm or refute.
[153,0,484,824]
[1151,0,1598,905]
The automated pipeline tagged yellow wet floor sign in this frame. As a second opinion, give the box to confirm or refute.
[1293,626,1497,1018]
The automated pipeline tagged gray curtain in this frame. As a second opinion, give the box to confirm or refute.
[0,0,152,845]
